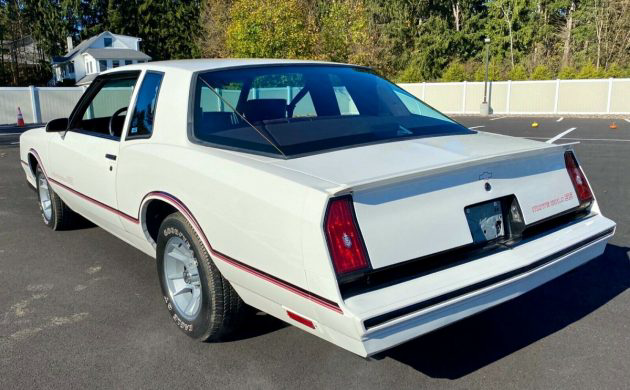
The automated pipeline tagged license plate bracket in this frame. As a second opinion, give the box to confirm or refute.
[465,199,505,244]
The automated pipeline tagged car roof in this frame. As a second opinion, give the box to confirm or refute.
[101,58,357,75]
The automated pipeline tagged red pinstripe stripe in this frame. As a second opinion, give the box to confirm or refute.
[29,148,139,224]
[211,246,343,313]
[48,177,139,224]
[26,149,343,314]
[147,191,343,314]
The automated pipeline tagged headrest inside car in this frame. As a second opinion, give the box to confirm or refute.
[242,99,287,123]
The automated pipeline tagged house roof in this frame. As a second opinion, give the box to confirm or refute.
[52,34,100,63]
[84,48,151,60]
[52,31,148,63]
[75,73,98,86]
[1,35,35,49]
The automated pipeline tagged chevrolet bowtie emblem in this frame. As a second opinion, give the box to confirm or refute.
[479,171,493,180]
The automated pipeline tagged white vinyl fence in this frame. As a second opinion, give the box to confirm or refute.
[399,78,630,115]
[0,86,85,125]
[0,78,628,125]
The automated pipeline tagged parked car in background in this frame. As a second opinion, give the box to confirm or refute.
[19,59,615,357]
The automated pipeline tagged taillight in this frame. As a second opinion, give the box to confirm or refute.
[564,151,594,205]
[324,196,370,275]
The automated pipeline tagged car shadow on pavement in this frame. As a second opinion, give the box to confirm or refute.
[382,244,629,379]
[66,214,96,230]
[218,311,289,342]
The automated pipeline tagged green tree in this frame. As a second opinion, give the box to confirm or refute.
[473,59,502,81]
[441,61,468,81]
[3,0,630,85]
[507,63,528,80]
[226,0,316,59]
[363,0,432,77]
[558,66,577,79]
[486,0,536,69]
[605,64,629,78]
[576,63,605,79]
[530,64,552,79]
[316,0,378,66]
[136,0,201,60]
[198,0,232,57]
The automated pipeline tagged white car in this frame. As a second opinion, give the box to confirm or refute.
[19,59,615,357]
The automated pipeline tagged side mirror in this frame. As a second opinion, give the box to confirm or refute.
[46,118,68,132]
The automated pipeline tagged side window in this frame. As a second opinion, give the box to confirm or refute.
[73,76,137,138]
[391,86,451,121]
[128,72,163,138]
[393,90,422,115]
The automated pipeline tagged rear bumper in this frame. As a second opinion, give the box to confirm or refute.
[341,214,615,356]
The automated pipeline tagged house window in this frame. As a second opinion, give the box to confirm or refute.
[125,60,132,65]
[104,37,112,47]
[87,62,92,74]
[137,60,145,63]
[112,60,119,68]
[68,63,75,73]
[99,60,108,71]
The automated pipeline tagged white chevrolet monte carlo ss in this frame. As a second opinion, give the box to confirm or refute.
[20,59,615,357]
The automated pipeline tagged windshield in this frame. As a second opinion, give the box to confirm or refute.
[192,65,471,158]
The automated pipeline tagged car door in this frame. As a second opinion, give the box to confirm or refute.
[48,71,140,231]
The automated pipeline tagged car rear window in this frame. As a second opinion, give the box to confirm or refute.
[191,65,471,158]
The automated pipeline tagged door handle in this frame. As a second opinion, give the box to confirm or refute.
[105,154,117,161]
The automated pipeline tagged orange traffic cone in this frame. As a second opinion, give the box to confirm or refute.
[609,122,618,129]
[16,107,24,127]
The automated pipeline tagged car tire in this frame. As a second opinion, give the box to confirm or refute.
[35,166,74,230]
[156,212,247,341]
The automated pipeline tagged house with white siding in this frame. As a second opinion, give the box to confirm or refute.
[51,31,151,86]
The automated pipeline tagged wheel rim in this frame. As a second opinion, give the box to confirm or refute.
[163,236,202,321]
[38,174,52,221]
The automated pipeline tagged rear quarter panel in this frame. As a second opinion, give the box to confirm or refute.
[116,142,333,301]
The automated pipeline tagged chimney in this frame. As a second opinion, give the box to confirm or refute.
[66,36,73,52]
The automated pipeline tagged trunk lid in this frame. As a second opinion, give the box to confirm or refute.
[272,132,582,269]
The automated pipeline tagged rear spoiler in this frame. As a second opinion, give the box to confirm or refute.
[328,142,578,196]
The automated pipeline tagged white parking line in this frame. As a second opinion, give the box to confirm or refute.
[489,116,509,121]
[482,133,630,142]
[0,132,22,136]
[531,137,630,142]
[625,119,630,123]
[547,127,577,144]
[10,141,19,145]
[469,125,485,129]
[556,117,564,122]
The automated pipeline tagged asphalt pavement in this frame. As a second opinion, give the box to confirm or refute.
[0,124,42,146]
[1,116,629,389]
